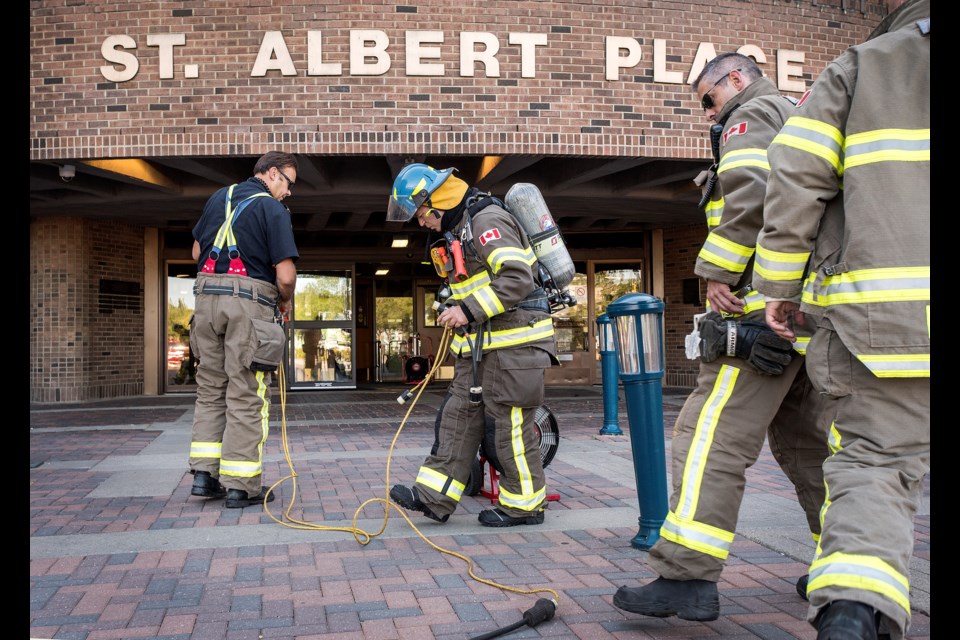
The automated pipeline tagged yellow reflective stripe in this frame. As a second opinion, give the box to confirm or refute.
[211,184,238,250]
[710,290,766,318]
[487,245,537,275]
[809,552,911,614]
[450,318,555,354]
[813,267,929,305]
[844,128,930,170]
[792,335,810,355]
[222,371,270,479]
[499,407,547,511]
[449,271,492,300]
[659,510,734,559]
[717,147,769,173]
[220,458,262,477]
[213,188,271,251]
[771,116,844,174]
[676,365,738,520]
[190,441,222,459]
[498,483,546,510]
[827,422,842,455]
[754,244,810,282]
[704,197,723,229]
[256,370,270,449]
[698,232,754,273]
[416,466,465,501]
[511,407,532,495]
[857,354,929,378]
[470,284,505,317]
[740,291,767,316]
[800,272,823,307]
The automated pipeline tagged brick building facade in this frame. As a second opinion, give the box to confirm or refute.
[29,1,886,402]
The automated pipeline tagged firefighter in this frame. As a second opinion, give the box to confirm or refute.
[385,163,559,527]
[613,52,831,621]
[755,1,929,637]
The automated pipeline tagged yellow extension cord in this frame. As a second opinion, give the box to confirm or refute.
[262,325,561,607]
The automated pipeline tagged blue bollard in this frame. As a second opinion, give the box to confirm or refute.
[605,293,668,550]
[596,314,623,435]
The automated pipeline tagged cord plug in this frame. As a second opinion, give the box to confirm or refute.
[522,598,557,627]
[397,389,414,405]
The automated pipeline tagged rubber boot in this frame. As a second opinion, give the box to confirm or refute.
[815,600,880,640]
[613,577,719,621]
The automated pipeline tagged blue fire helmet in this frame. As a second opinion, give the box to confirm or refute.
[386,163,455,222]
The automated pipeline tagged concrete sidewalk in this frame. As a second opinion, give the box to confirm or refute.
[30,384,930,639]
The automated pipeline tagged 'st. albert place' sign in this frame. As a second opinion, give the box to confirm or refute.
[100,31,809,93]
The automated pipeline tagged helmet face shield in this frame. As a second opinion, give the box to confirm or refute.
[386,195,418,222]
[386,164,455,223]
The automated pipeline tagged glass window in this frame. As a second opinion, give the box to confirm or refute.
[294,271,353,322]
[290,271,354,387]
[595,264,643,317]
[552,268,588,352]
[166,264,197,392]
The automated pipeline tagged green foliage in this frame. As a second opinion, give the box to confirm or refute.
[168,299,192,340]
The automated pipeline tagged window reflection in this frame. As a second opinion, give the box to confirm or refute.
[552,272,588,352]
[291,272,354,386]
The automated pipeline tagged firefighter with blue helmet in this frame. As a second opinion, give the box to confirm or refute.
[386,163,559,527]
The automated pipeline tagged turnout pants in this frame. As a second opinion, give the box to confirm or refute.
[804,328,929,640]
[414,346,551,519]
[189,273,279,496]
[649,353,829,582]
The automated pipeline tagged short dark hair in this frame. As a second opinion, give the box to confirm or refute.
[253,151,298,175]
[691,52,763,91]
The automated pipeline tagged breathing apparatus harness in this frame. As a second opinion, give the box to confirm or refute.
[697,107,737,210]
[697,92,799,210]
[428,189,555,406]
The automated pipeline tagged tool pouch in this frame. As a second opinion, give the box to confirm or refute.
[247,318,286,372]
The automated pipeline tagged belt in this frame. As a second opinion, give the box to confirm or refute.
[193,283,277,308]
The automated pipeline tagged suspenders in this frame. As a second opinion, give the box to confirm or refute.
[200,184,271,276]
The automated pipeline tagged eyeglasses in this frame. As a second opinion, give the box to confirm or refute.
[700,68,741,110]
[416,207,438,220]
[276,167,295,188]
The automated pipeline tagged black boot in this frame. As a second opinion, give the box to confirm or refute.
[613,577,719,621]
[190,471,226,499]
[796,574,810,601]
[389,485,449,523]
[477,507,544,527]
[815,600,879,640]
[224,487,275,509]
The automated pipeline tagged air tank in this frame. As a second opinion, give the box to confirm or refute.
[504,183,576,290]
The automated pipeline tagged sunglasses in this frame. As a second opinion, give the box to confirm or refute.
[276,167,295,188]
[700,68,741,110]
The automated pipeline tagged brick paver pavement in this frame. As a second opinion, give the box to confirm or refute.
[30,384,930,639]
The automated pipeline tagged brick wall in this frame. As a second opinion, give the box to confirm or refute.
[30,1,883,162]
[28,1,886,400]
[30,218,145,402]
[662,223,707,388]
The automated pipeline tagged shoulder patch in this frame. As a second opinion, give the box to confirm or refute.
[723,122,747,144]
[796,89,811,107]
[479,228,502,246]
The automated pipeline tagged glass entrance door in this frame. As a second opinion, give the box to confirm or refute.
[288,270,355,388]
[165,262,197,393]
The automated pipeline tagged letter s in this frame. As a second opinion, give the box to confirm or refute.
[100,35,139,82]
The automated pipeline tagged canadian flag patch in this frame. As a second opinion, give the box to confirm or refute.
[796,89,811,107]
[479,228,501,246]
[723,122,747,144]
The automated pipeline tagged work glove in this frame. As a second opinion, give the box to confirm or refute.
[698,312,793,375]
